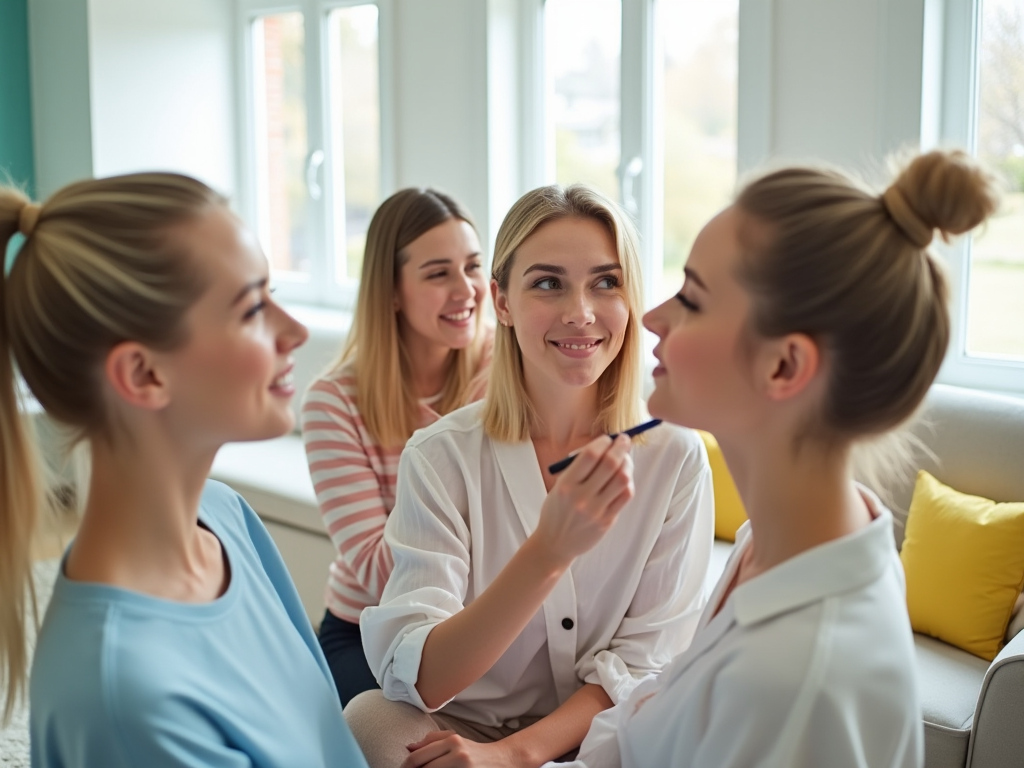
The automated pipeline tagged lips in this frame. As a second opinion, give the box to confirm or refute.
[270,365,295,395]
[551,339,602,350]
[441,308,474,322]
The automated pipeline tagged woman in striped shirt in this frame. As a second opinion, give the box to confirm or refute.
[301,188,493,706]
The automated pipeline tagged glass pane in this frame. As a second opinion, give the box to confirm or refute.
[660,0,738,302]
[252,12,310,277]
[545,0,621,201]
[968,0,1024,359]
[328,5,382,284]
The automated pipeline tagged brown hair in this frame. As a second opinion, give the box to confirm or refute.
[334,187,487,448]
[734,149,999,438]
[0,172,223,722]
[483,184,644,442]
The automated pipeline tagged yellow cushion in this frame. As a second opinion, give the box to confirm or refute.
[699,431,748,542]
[900,471,1024,661]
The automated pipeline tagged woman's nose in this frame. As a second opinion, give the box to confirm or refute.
[562,289,595,326]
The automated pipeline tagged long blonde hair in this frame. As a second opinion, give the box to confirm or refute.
[0,173,222,723]
[483,184,644,443]
[335,188,487,448]
[735,149,999,439]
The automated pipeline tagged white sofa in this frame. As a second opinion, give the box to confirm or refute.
[211,382,1024,768]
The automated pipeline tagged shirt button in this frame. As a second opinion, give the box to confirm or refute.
[562,618,574,630]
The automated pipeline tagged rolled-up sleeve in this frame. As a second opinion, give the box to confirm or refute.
[359,445,472,712]
[578,458,715,703]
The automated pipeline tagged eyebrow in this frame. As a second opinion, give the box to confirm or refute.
[522,263,622,276]
[417,253,482,269]
[683,266,708,292]
[231,277,268,306]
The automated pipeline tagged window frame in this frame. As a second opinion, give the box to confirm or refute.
[235,0,394,309]
[933,0,1024,394]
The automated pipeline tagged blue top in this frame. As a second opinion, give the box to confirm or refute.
[30,480,369,768]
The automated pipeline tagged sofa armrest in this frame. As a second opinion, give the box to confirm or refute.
[966,629,1024,767]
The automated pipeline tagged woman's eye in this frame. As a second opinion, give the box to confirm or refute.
[466,262,482,273]
[596,276,620,289]
[428,270,447,280]
[676,292,699,312]
[533,277,560,290]
[243,301,267,320]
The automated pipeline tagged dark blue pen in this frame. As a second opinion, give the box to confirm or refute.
[547,419,663,475]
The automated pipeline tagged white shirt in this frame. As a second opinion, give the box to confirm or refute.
[559,489,924,768]
[360,401,714,727]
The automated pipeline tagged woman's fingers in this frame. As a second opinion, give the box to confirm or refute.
[401,732,457,768]
[406,730,455,752]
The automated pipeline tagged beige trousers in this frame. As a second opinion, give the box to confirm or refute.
[343,690,542,768]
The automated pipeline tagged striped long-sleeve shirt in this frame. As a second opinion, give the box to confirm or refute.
[301,345,490,623]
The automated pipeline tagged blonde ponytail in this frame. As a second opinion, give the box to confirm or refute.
[0,188,46,724]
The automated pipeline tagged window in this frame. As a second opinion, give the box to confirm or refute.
[241,0,386,306]
[967,0,1024,359]
[935,0,1024,391]
[659,0,738,302]
[540,0,739,306]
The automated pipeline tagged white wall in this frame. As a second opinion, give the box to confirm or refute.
[28,0,94,197]
[740,0,928,178]
[29,0,236,199]
[87,0,237,195]
[390,0,493,248]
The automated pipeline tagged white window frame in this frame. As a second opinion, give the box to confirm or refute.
[235,0,395,309]
[932,0,1024,394]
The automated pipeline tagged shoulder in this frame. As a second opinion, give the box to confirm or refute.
[633,423,709,488]
[406,400,486,451]
[302,363,359,413]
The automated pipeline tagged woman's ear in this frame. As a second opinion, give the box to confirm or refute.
[491,279,512,327]
[762,333,820,402]
[104,342,171,411]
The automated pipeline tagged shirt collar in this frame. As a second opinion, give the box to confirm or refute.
[731,487,896,627]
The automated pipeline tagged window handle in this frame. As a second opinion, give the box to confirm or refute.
[621,156,643,216]
[306,149,325,201]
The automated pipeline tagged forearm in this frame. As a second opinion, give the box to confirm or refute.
[416,535,567,709]
[504,684,614,767]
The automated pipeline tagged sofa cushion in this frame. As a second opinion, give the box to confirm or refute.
[901,471,1024,660]
[915,633,988,768]
[699,431,747,542]
[884,385,1024,550]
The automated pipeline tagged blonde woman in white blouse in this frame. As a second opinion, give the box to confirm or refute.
[556,151,1000,768]
[345,185,714,768]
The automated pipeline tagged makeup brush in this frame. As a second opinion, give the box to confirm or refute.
[547,419,663,475]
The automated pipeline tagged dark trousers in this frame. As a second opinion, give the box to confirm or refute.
[318,610,380,708]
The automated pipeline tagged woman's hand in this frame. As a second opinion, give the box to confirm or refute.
[402,731,526,768]
[532,433,634,569]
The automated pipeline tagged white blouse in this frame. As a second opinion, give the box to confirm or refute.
[557,490,924,768]
[360,401,714,728]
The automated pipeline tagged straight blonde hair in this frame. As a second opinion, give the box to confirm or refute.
[483,184,644,443]
[334,188,488,448]
[0,173,221,724]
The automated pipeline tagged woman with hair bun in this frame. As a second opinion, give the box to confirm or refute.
[556,149,1000,768]
[0,174,368,767]
[301,188,492,706]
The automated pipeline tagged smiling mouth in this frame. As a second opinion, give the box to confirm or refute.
[552,340,602,351]
[271,370,294,389]
[442,308,473,322]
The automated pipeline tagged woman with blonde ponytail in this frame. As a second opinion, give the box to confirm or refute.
[300,188,492,706]
[0,174,368,767]
[559,149,1000,768]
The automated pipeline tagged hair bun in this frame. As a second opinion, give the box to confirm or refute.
[18,203,41,237]
[884,149,1000,249]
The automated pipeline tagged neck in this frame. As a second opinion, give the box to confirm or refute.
[720,430,871,579]
[66,426,220,596]
[400,330,454,400]
[524,369,602,448]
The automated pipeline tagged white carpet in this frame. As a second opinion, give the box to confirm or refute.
[0,560,59,768]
